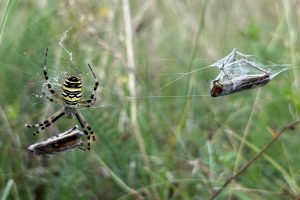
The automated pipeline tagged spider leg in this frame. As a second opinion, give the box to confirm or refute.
[75,111,96,150]
[42,84,63,103]
[78,146,87,151]
[79,99,95,108]
[25,108,65,135]
[43,48,63,103]
[79,64,99,108]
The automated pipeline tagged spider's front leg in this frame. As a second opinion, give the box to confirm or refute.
[79,64,99,108]
[42,48,63,103]
[25,108,65,135]
[79,99,96,108]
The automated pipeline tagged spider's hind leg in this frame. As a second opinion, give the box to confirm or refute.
[75,111,96,150]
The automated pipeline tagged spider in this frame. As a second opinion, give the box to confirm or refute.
[25,48,99,150]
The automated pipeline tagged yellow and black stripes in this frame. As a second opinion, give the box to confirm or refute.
[26,48,100,150]
[62,76,82,105]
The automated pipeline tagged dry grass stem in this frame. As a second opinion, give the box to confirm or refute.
[122,0,148,166]
[209,120,300,200]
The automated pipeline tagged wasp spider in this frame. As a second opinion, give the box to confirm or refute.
[25,48,99,150]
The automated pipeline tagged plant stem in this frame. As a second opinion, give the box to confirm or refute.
[122,0,148,166]
[209,120,300,200]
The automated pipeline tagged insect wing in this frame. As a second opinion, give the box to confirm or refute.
[51,130,84,153]
[28,142,55,155]
[210,49,290,97]
[232,74,271,92]
[28,126,84,155]
[210,74,271,97]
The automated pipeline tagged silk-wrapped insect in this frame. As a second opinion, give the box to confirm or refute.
[210,49,291,97]
[211,73,271,97]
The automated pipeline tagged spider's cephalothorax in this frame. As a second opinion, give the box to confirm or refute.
[26,48,99,150]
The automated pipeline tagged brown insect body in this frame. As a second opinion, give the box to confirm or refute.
[28,125,84,155]
[211,73,270,97]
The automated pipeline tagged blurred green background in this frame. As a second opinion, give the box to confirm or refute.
[0,0,300,199]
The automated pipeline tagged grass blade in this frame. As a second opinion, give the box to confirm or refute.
[1,179,14,200]
[0,0,15,45]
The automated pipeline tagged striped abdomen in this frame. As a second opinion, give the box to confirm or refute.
[62,76,82,106]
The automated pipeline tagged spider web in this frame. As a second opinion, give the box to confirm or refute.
[129,48,291,100]
[210,48,291,84]
[1,2,298,197]
[1,1,291,112]
[13,4,291,164]
[0,1,218,108]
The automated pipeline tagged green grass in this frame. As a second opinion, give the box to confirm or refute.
[1,0,300,199]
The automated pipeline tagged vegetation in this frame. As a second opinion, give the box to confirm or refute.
[0,0,299,199]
